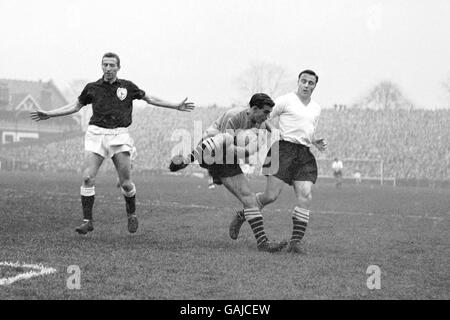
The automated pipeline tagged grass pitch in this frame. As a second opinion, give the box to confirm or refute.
[0,171,448,299]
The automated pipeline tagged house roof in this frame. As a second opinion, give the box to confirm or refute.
[0,79,81,127]
[10,93,29,108]
[0,78,68,110]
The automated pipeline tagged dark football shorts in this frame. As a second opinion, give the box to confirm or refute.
[333,171,342,178]
[198,144,243,185]
[262,140,318,185]
[201,163,243,185]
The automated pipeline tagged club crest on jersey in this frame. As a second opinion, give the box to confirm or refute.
[116,88,127,101]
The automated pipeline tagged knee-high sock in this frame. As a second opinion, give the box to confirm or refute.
[291,207,309,242]
[121,183,136,215]
[244,208,268,246]
[80,186,95,221]
[187,137,217,163]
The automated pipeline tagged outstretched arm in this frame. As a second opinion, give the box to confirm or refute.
[142,94,195,112]
[30,100,83,121]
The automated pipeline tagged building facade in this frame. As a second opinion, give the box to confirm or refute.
[0,79,80,144]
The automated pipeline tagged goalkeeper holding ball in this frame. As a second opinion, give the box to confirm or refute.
[169,93,287,253]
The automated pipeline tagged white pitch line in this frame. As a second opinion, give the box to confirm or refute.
[1,188,448,222]
[312,210,445,222]
[0,261,57,286]
[119,199,447,222]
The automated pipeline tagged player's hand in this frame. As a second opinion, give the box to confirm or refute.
[177,98,195,112]
[314,138,327,152]
[30,109,51,121]
[263,120,274,132]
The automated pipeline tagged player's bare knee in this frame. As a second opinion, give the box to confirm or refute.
[121,180,134,192]
[264,191,279,205]
[121,181,136,197]
[242,194,258,209]
[82,175,95,187]
[297,192,312,206]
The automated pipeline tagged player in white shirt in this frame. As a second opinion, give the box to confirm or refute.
[229,70,327,254]
[332,158,344,188]
[353,171,362,184]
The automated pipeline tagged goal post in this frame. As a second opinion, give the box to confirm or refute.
[316,157,396,186]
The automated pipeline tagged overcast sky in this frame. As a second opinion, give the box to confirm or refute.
[1,0,450,108]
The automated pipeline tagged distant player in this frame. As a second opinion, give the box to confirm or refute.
[229,70,327,254]
[30,52,195,235]
[353,171,362,184]
[169,93,287,253]
[332,157,343,188]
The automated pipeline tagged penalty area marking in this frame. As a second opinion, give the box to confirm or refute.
[0,261,57,286]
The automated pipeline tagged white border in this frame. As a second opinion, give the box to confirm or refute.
[0,261,57,286]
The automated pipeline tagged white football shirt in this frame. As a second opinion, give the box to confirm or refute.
[270,92,321,147]
[332,160,343,171]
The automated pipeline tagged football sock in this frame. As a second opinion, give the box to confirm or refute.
[121,183,136,215]
[80,186,95,221]
[291,207,309,242]
[124,195,136,215]
[244,208,268,246]
[187,137,216,163]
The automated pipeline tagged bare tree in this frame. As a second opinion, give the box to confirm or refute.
[356,81,414,109]
[235,61,292,101]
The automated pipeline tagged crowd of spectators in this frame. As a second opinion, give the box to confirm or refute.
[1,106,449,181]
[314,108,450,180]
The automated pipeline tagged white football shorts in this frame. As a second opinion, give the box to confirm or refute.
[85,125,135,159]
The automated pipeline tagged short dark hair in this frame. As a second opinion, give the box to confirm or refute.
[298,69,318,83]
[102,52,121,68]
[249,93,275,109]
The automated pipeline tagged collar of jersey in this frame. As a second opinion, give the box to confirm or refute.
[98,77,122,85]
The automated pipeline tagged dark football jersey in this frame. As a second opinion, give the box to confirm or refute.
[78,78,145,128]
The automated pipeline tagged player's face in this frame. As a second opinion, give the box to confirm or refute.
[297,73,317,99]
[102,57,120,82]
[250,104,273,124]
